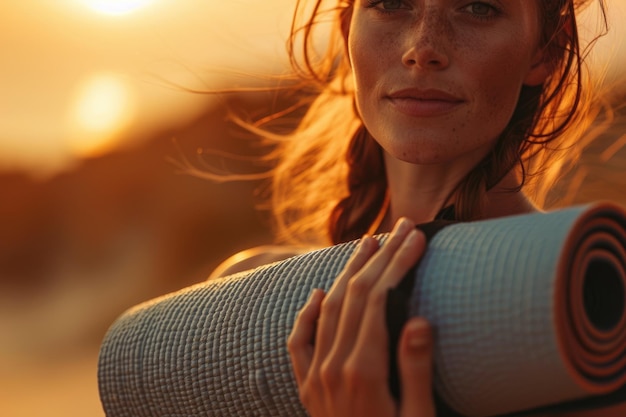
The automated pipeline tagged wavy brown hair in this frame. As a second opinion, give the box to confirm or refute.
[258,0,609,245]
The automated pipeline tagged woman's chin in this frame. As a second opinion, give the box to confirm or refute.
[377,134,495,169]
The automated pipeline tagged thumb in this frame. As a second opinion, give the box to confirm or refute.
[398,317,435,417]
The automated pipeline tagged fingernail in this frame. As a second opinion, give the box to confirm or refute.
[408,319,431,349]
[358,235,376,251]
[309,288,324,302]
[393,218,412,234]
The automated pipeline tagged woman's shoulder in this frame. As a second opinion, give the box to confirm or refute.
[208,244,314,280]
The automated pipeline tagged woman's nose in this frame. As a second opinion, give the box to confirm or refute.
[401,9,450,70]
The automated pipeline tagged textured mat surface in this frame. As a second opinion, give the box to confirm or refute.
[98,203,626,417]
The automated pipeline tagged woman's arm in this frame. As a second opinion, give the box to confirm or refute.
[208,245,311,280]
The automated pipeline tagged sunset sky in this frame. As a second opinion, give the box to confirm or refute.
[1,0,624,178]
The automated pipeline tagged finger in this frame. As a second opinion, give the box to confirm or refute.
[355,228,426,358]
[313,236,379,359]
[371,227,426,298]
[374,228,426,290]
[356,217,416,285]
[398,318,436,417]
[288,288,325,387]
[328,234,380,295]
[328,220,417,360]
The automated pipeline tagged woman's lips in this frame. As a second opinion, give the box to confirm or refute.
[387,88,465,117]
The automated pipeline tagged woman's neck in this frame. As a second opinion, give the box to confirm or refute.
[377,152,539,232]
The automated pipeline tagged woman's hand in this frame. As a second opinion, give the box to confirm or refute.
[287,218,436,417]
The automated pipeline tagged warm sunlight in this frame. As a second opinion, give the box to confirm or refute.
[66,73,136,158]
[80,0,152,15]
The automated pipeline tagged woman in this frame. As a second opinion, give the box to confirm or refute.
[213,0,617,415]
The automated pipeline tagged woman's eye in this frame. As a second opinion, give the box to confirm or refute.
[366,0,407,12]
[461,2,499,18]
[380,0,403,9]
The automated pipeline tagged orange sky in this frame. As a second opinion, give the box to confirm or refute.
[1,0,624,178]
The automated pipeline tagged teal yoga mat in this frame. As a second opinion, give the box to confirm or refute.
[98,203,626,417]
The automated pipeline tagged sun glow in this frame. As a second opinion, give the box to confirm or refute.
[81,0,152,15]
[66,73,136,158]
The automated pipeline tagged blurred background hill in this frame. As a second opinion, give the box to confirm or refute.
[1,1,625,416]
[0,92,283,417]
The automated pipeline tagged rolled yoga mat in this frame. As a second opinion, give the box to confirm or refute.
[98,202,626,417]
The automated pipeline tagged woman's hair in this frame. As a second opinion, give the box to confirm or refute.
[241,0,610,246]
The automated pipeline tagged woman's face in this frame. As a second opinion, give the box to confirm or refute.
[346,0,549,166]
